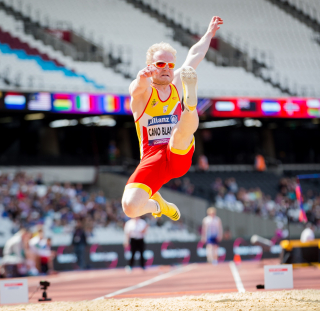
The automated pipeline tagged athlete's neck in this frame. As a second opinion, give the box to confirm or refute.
[151,82,171,93]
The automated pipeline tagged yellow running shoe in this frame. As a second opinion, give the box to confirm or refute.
[151,192,181,221]
[180,66,198,112]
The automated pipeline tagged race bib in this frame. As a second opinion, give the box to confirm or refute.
[147,115,178,146]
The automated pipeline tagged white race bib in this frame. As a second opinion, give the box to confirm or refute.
[147,115,178,146]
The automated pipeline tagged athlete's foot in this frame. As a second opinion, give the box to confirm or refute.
[180,66,198,112]
[151,192,181,221]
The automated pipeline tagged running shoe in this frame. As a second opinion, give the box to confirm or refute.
[151,192,181,221]
[180,66,198,112]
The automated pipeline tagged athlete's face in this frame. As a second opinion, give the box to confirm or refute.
[151,50,175,85]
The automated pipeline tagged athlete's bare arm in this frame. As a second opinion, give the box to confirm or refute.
[129,65,159,120]
[173,16,223,92]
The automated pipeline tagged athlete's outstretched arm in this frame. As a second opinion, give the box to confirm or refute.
[129,65,158,119]
[178,16,223,74]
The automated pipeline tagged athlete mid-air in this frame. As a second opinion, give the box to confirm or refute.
[122,16,223,221]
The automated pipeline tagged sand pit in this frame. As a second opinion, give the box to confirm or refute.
[1,290,319,311]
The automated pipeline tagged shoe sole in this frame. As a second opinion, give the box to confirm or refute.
[180,66,198,111]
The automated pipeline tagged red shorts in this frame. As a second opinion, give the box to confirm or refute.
[126,137,195,197]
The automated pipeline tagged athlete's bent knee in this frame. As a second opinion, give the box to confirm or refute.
[122,197,141,218]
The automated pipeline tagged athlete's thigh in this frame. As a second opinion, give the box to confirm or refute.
[169,124,194,151]
[165,138,195,182]
[126,149,168,197]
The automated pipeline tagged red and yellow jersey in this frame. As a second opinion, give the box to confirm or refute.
[134,84,182,159]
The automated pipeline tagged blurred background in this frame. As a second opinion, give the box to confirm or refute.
[0,0,319,276]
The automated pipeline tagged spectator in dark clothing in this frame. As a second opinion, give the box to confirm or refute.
[72,220,87,270]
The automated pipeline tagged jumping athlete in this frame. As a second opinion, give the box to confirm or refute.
[122,16,223,221]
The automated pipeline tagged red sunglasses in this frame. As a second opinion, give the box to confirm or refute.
[152,61,175,69]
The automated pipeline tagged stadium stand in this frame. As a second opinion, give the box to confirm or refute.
[1,0,286,97]
[167,171,320,225]
[0,172,196,248]
[144,0,320,97]
[0,10,131,92]
[281,0,320,25]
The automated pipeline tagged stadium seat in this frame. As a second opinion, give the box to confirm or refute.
[146,0,320,96]
[0,10,131,92]
[3,0,287,97]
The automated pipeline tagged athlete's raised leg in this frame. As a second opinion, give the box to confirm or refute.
[170,66,199,151]
[122,188,158,218]
[122,188,180,220]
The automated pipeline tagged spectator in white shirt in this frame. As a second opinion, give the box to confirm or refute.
[300,223,315,243]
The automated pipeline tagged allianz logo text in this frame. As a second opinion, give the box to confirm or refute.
[148,115,178,126]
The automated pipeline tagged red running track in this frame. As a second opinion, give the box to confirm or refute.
[9,259,320,304]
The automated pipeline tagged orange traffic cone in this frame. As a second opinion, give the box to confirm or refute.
[234,254,241,265]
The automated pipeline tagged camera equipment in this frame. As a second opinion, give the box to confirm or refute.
[38,280,52,301]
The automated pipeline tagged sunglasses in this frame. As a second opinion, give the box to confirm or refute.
[152,61,175,69]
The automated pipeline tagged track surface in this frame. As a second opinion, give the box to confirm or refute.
[13,259,320,303]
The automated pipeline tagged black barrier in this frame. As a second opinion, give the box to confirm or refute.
[0,239,282,271]
[280,239,320,265]
[51,239,281,271]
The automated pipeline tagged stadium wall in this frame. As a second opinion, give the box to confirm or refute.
[0,166,96,183]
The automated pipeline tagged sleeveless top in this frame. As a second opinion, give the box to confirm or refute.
[203,216,220,238]
[134,84,182,159]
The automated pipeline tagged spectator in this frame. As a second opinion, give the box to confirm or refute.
[223,226,232,240]
[108,140,119,165]
[2,228,35,277]
[198,154,209,172]
[29,227,56,274]
[300,223,315,242]
[72,219,87,270]
[255,154,266,172]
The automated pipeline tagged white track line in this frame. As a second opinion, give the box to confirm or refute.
[93,264,197,300]
[229,261,245,293]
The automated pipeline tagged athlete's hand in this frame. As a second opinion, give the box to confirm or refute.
[137,65,159,79]
[207,16,223,37]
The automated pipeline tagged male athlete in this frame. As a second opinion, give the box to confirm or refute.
[122,16,223,221]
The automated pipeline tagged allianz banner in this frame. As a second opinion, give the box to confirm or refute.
[50,238,282,271]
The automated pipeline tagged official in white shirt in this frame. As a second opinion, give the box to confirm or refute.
[124,217,148,269]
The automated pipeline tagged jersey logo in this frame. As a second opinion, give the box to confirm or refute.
[163,105,168,113]
[148,115,171,126]
[170,115,178,124]
[172,97,177,100]
[151,99,159,107]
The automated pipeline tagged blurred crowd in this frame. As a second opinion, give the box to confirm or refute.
[0,171,130,277]
[166,177,195,195]
[0,172,126,235]
[212,177,320,226]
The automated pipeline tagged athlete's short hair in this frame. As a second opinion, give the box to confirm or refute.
[146,42,177,65]
[207,207,216,215]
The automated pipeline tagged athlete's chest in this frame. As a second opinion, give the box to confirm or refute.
[140,86,181,146]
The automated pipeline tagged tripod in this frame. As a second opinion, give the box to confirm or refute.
[38,285,51,302]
